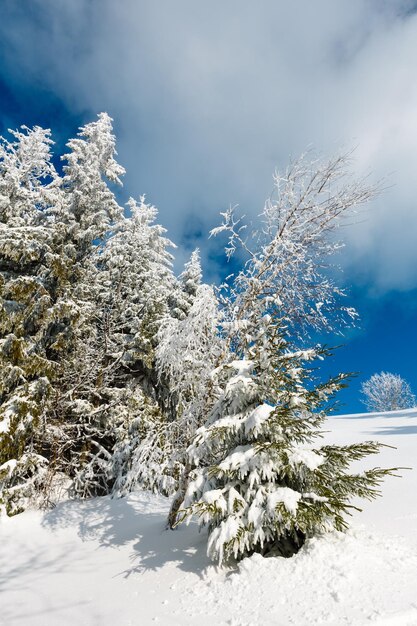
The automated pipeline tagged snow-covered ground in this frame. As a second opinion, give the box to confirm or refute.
[1,409,417,626]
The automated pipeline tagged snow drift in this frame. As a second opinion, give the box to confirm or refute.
[1,408,417,626]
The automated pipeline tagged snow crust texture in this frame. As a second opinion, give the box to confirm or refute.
[1,409,417,626]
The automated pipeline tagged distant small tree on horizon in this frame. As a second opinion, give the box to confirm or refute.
[360,372,416,413]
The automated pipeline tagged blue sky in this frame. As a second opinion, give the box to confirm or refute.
[1,0,417,413]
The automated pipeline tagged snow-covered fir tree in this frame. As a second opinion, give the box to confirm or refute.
[157,283,223,427]
[176,321,398,564]
[42,114,129,496]
[155,284,225,504]
[58,111,125,254]
[105,196,178,368]
[0,124,59,225]
[67,196,181,498]
[181,249,202,296]
[175,248,203,318]
[76,223,222,499]
[0,114,131,513]
[0,125,63,514]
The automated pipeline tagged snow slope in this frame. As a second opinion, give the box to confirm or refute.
[1,409,417,626]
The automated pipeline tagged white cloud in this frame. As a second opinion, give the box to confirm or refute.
[1,0,417,287]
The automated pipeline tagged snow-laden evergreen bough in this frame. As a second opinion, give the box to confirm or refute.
[66,195,180,498]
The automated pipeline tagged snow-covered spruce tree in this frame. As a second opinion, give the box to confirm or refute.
[157,284,223,429]
[0,113,131,514]
[73,195,177,396]
[0,125,63,514]
[181,248,202,296]
[79,212,224,499]
[69,383,174,498]
[107,388,181,498]
[67,196,181,498]
[361,372,416,413]
[43,113,130,494]
[56,112,125,256]
[176,320,398,564]
[103,196,178,372]
[174,248,203,318]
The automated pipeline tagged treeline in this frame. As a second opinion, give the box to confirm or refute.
[0,115,396,562]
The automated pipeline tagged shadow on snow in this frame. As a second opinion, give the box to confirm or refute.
[40,492,213,578]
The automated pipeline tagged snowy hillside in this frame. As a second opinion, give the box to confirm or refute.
[1,409,417,626]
